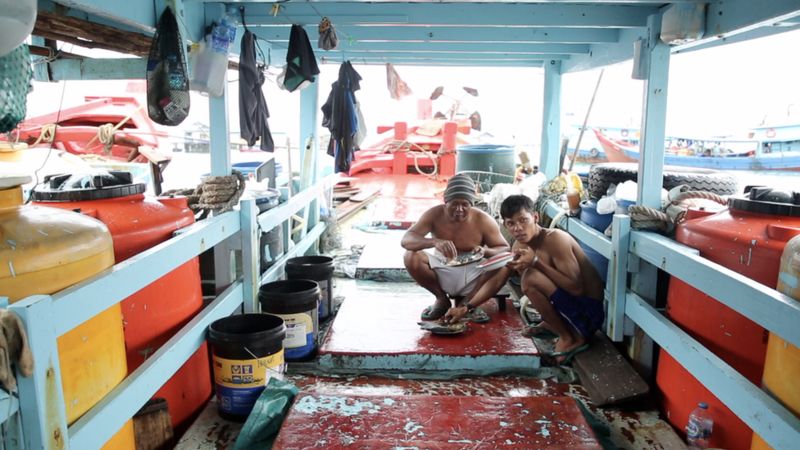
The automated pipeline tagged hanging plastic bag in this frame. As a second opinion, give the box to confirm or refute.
[318,17,338,51]
[146,7,190,125]
[0,44,32,133]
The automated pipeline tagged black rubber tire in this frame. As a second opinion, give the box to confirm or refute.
[587,163,738,199]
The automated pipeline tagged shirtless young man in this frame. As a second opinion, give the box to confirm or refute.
[402,173,510,321]
[444,194,604,362]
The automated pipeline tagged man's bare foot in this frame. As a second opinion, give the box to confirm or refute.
[420,296,451,321]
[522,321,556,338]
[552,333,587,363]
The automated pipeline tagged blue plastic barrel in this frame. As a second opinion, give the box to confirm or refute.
[456,145,516,183]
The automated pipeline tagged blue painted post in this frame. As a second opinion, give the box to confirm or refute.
[608,214,631,342]
[637,13,670,208]
[300,82,321,232]
[540,60,562,179]
[240,198,260,312]
[625,12,670,376]
[9,295,68,450]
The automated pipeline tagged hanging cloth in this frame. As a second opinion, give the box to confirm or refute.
[321,62,362,173]
[385,63,412,100]
[318,17,338,51]
[146,7,190,126]
[283,24,320,92]
[238,30,274,152]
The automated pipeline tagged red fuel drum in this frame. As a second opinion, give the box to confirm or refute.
[32,172,211,434]
[657,187,800,450]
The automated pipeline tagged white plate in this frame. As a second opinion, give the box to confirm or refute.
[476,252,514,271]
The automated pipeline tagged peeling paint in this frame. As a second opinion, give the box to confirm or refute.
[294,395,382,417]
[404,421,423,433]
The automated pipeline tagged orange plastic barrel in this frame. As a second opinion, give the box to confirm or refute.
[752,234,800,450]
[657,187,800,450]
[0,175,134,449]
[32,171,211,435]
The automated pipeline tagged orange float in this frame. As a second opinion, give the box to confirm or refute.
[657,187,800,450]
[32,171,211,436]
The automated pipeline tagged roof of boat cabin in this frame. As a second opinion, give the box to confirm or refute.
[34,1,800,72]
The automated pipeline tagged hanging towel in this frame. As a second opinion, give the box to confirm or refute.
[146,7,190,126]
[284,24,320,92]
[239,30,274,152]
[321,62,362,173]
[386,63,412,100]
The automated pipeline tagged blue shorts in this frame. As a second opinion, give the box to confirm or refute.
[550,288,604,338]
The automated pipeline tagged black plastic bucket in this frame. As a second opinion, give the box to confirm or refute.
[207,314,285,421]
[258,280,320,361]
[285,256,335,321]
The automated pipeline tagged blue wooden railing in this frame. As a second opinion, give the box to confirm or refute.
[545,201,800,449]
[4,178,329,449]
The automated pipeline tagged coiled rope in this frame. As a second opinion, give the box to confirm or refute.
[163,170,246,219]
[624,186,728,232]
[383,139,439,179]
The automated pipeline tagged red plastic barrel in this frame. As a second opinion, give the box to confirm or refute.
[32,172,211,436]
[657,187,800,450]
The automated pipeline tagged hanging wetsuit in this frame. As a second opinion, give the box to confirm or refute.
[238,30,274,151]
[321,62,362,173]
[283,24,320,92]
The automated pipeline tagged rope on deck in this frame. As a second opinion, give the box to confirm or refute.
[383,139,439,179]
[163,170,246,219]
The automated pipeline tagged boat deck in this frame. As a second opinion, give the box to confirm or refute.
[177,174,685,449]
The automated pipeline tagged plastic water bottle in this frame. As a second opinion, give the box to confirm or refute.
[686,402,713,449]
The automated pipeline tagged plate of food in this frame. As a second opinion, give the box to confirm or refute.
[444,249,484,267]
[418,321,468,335]
[476,251,515,271]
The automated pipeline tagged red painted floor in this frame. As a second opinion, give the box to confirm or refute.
[319,284,538,357]
[289,374,576,398]
[351,173,445,226]
[272,394,601,449]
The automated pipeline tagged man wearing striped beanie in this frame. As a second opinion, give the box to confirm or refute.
[402,173,510,322]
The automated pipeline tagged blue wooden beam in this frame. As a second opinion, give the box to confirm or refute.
[242,3,655,28]
[637,14,669,209]
[630,231,800,350]
[540,60,562,178]
[68,282,244,450]
[678,0,800,50]
[608,214,631,341]
[46,58,145,80]
[319,59,545,68]
[327,42,591,54]
[561,28,646,73]
[49,212,239,336]
[626,293,800,450]
[251,26,620,44]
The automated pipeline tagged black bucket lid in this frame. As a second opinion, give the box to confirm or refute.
[259,280,320,314]
[31,171,146,202]
[728,186,800,217]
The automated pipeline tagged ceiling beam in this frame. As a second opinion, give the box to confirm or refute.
[250,26,620,44]
[316,57,545,68]
[241,3,656,28]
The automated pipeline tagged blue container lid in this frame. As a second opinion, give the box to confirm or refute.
[457,144,514,153]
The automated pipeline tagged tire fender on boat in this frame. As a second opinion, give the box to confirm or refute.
[587,162,738,199]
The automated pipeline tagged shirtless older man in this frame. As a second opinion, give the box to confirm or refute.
[444,194,604,363]
[402,173,510,321]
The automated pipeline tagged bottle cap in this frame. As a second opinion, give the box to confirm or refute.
[698,402,708,409]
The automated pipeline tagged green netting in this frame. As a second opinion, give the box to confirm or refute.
[0,44,32,133]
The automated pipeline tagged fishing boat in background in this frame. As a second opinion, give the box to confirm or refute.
[569,125,639,163]
[594,127,800,170]
[4,96,166,162]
